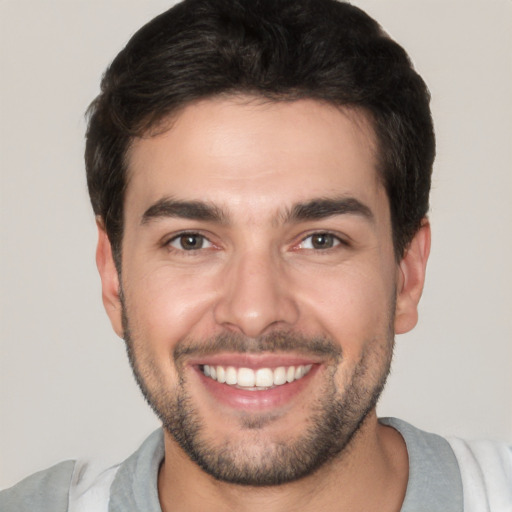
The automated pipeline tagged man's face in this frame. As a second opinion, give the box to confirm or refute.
[99,97,421,485]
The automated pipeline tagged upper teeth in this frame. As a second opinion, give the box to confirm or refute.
[202,364,312,389]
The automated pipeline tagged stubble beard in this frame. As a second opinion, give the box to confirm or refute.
[122,305,394,487]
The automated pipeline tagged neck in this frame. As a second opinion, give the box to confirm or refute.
[158,412,408,512]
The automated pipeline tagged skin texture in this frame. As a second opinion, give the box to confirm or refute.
[96,96,430,511]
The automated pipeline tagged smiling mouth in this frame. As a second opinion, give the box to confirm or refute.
[200,364,313,390]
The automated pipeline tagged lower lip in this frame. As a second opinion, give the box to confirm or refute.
[194,365,319,411]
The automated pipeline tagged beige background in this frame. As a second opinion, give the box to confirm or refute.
[1,0,511,489]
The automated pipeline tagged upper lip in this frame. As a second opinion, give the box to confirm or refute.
[187,352,323,369]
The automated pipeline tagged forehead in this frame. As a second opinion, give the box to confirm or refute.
[125,96,385,222]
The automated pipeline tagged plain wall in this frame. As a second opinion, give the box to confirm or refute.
[1,0,511,489]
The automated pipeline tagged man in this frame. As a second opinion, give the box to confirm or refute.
[1,0,510,510]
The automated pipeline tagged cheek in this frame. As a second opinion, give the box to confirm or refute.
[296,267,395,392]
[121,262,221,349]
[295,263,395,346]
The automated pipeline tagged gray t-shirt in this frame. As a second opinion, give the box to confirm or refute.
[0,418,503,511]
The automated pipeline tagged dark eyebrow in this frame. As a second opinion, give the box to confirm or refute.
[141,196,373,226]
[141,198,227,225]
[285,197,374,223]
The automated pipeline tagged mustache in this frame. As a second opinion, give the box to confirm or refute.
[173,331,342,364]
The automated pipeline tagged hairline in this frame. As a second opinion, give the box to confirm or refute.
[123,92,384,205]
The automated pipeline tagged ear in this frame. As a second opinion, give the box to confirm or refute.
[394,219,431,334]
[95,219,124,338]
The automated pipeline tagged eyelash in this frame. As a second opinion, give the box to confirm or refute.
[165,232,214,252]
[164,231,348,253]
[296,232,346,251]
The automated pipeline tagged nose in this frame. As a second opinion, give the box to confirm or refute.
[213,249,300,338]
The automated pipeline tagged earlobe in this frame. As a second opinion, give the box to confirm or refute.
[95,219,124,338]
[394,220,431,334]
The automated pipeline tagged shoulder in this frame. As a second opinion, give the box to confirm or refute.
[0,430,164,512]
[380,417,464,510]
[447,437,512,511]
[0,459,122,512]
[0,460,76,512]
[380,418,512,511]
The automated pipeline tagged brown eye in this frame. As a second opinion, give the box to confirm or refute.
[312,234,335,249]
[169,233,211,251]
[300,233,341,250]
